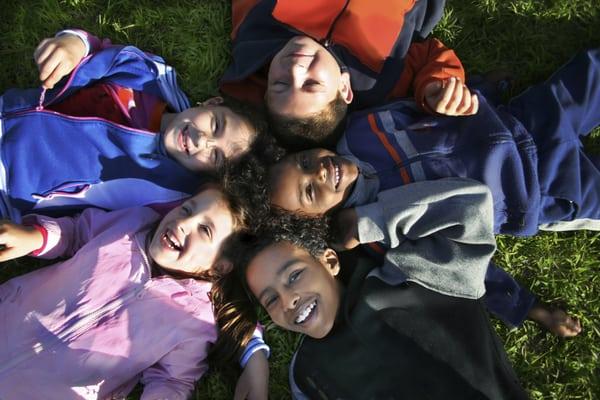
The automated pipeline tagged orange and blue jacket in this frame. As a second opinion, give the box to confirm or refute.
[220,0,465,112]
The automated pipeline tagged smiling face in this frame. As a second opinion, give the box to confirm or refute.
[266,36,353,118]
[269,148,359,215]
[162,104,254,172]
[246,241,342,339]
[148,188,235,275]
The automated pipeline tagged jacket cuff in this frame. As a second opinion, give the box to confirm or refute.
[21,218,48,256]
[355,202,387,245]
[239,327,270,368]
[56,29,91,57]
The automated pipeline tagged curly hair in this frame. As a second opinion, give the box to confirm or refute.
[266,92,348,150]
[220,136,287,234]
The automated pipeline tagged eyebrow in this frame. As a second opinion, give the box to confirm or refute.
[258,258,300,304]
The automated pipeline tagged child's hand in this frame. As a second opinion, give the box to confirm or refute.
[33,34,87,89]
[424,77,479,116]
[331,208,360,251]
[234,350,269,400]
[0,221,44,262]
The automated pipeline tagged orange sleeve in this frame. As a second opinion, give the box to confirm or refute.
[389,38,465,113]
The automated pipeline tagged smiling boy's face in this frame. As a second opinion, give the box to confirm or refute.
[269,148,359,215]
[163,104,254,172]
[266,36,353,119]
[246,241,342,339]
[148,188,235,275]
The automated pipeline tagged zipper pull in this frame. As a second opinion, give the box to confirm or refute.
[36,88,47,111]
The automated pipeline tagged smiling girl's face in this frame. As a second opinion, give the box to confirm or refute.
[148,188,235,275]
[245,241,342,339]
[162,103,254,172]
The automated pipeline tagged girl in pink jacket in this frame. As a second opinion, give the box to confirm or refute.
[0,184,267,399]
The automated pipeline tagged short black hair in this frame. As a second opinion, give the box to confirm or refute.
[266,92,348,150]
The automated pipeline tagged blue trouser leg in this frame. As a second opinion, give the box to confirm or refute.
[505,48,600,225]
[484,262,536,327]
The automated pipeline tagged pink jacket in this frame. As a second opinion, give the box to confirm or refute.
[0,207,217,399]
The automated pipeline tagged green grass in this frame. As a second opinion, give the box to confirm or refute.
[1,0,600,398]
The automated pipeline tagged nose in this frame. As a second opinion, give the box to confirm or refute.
[197,134,216,150]
[176,216,192,236]
[316,161,327,183]
[283,291,300,311]
[289,62,308,87]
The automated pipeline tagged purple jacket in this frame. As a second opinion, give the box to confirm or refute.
[0,207,217,399]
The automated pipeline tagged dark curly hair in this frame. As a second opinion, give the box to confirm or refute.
[220,135,288,233]
[266,92,348,151]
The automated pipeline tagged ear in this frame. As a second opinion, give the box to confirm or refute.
[320,248,341,277]
[213,258,233,275]
[198,96,224,107]
[338,71,353,104]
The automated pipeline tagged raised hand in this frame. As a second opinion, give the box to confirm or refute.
[33,33,87,89]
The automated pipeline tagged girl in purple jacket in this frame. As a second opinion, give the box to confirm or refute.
[0,183,268,399]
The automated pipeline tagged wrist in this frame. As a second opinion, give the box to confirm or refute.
[24,224,47,256]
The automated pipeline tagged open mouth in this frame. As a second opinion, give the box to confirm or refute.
[178,126,191,155]
[327,157,342,191]
[295,300,317,324]
[162,229,182,252]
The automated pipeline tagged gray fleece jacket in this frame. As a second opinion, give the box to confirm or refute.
[354,177,496,299]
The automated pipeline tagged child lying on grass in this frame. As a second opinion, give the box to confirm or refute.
[0,31,266,221]
[261,48,600,336]
[222,178,528,399]
[0,183,268,399]
[221,0,478,148]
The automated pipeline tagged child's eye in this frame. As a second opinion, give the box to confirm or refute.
[211,149,224,168]
[212,113,221,136]
[181,205,191,215]
[289,269,302,284]
[301,155,309,169]
[199,224,212,240]
[304,79,320,87]
[305,184,314,203]
[265,294,278,309]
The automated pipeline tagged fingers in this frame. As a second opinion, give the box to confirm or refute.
[430,77,479,116]
[33,35,83,89]
[0,245,22,263]
[33,38,52,65]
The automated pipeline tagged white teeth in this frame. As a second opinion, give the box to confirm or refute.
[164,230,182,251]
[183,127,190,155]
[295,301,316,324]
[334,164,340,189]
